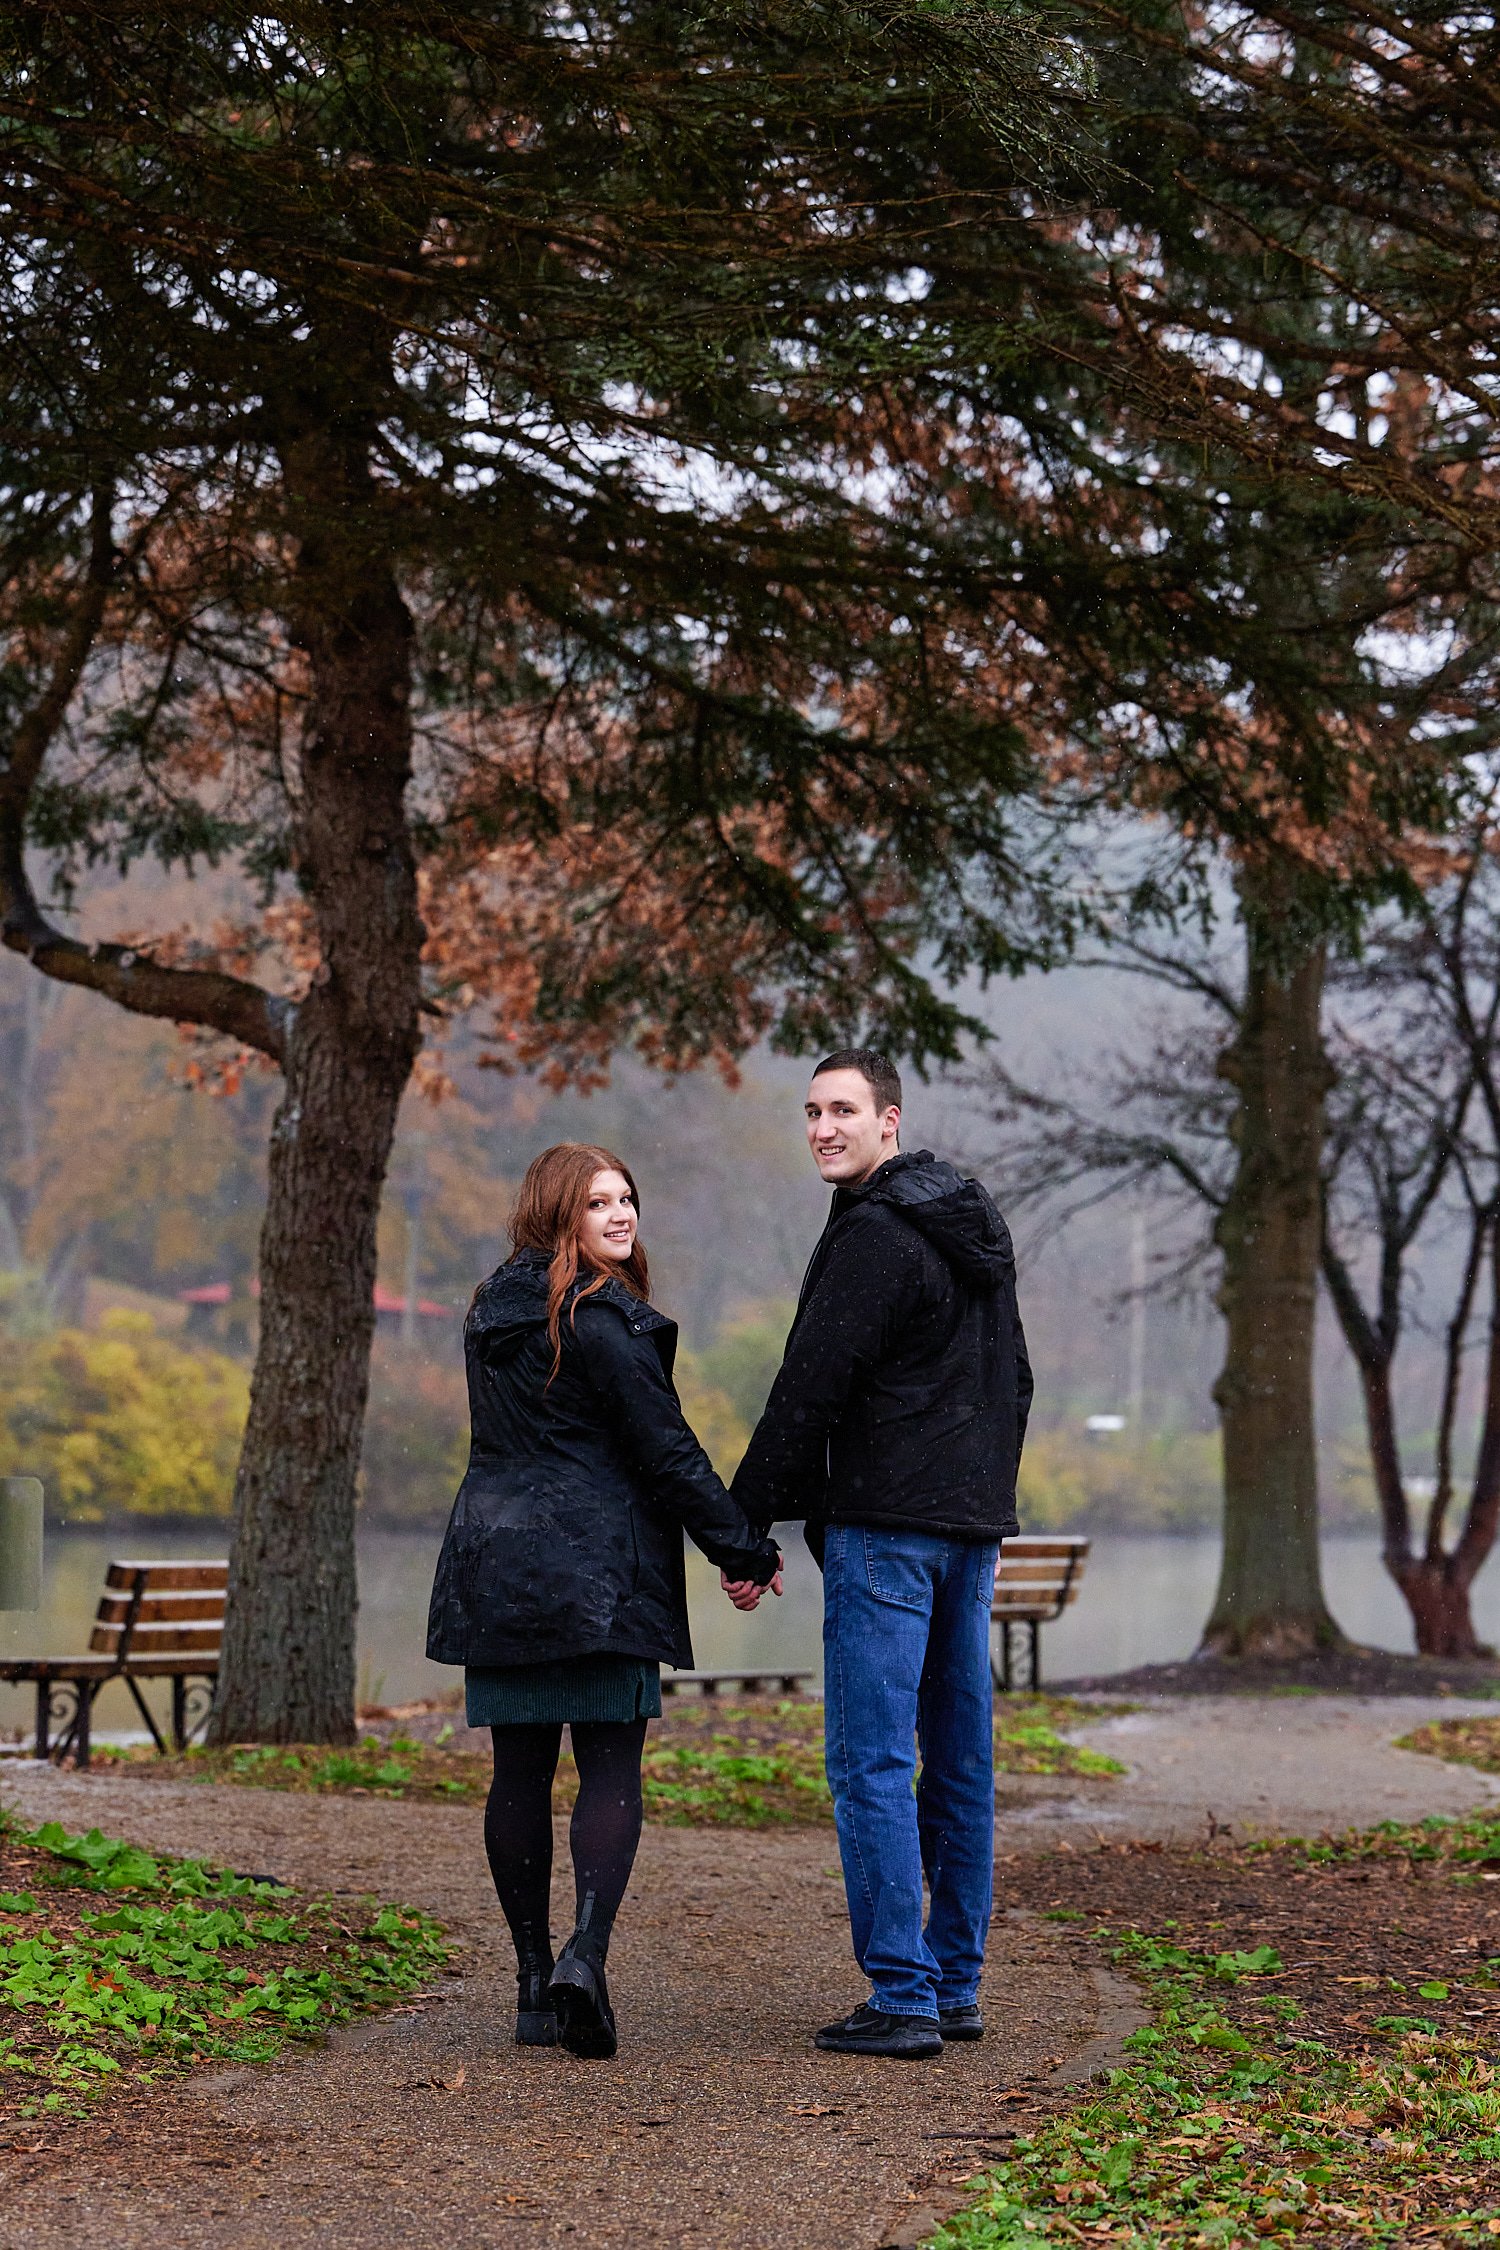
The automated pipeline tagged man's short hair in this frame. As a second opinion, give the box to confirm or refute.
[812,1048,902,1113]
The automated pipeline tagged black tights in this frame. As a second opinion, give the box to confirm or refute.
[484,1719,647,1972]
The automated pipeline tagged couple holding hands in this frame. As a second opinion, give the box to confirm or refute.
[426,1050,1032,2062]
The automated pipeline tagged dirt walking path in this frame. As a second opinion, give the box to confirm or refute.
[0,1769,1105,2250]
[0,1691,1489,2250]
[993,1692,1500,1850]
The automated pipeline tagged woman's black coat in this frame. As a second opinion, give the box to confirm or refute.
[426,1250,779,1672]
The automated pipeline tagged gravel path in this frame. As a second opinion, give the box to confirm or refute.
[0,1690,1489,2250]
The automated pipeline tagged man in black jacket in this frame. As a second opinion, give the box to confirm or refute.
[731,1049,1032,2060]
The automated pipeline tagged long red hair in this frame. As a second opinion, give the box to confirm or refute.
[507,1142,650,1380]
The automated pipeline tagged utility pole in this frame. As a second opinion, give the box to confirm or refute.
[398,1133,429,1350]
[1127,1205,1148,1430]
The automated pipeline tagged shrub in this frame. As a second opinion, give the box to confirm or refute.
[0,1312,247,1521]
[672,1352,751,1481]
[694,1300,795,1430]
[1017,1426,1224,1533]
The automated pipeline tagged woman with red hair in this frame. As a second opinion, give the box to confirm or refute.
[427,1143,781,2059]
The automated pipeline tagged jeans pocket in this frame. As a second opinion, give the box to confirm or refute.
[861,1529,932,1611]
[975,1543,1000,1602]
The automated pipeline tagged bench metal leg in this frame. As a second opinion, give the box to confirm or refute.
[179,1675,217,1746]
[46,1680,98,1769]
[125,1675,168,1756]
[991,1620,1044,1695]
[992,1620,1014,1693]
[35,1678,88,1764]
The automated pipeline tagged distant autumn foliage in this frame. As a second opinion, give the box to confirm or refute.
[0,1310,247,1522]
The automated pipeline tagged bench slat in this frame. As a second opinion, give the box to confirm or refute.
[993,1579,1084,1600]
[0,1657,126,1682]
[89,1626,223,1655]
[0,1655,222,1681]
[994,1562,1085,1581]
[104,1562,227,1591]
[95,1595,225,1626]
[995,1577,1085,1598]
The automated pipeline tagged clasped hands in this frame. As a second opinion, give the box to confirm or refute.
[720,1553,784,1613]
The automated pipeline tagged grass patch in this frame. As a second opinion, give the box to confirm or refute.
[97,1732,489,1802]
[995,1697,1127,1778]
[1400,1714,1500,1777]
[0,1816,447,2117]
[940,1813,1500,2247]
[93,1694,1122,1826]
[935,1925,1500,2247]
[1262,1805,1500,1874]
[637,1693,1124,1824]
[641,1727,830,1825]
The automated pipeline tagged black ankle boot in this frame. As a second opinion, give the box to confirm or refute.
[548,1893,617,2060]
[515,1948,557,2046]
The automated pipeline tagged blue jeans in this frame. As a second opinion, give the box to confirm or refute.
[823,1523,999,2018]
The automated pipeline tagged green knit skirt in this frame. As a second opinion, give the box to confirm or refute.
[465,1653,662,1728]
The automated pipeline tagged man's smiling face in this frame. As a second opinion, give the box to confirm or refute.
[804,1067,901,1187]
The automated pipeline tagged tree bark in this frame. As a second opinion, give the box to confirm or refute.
[1201,890,1345,1657]
[1388,1556,1489,1658]
[1344,1219,1494,1658]
[1407,1220,1500,1661]
[208,428,423,1744]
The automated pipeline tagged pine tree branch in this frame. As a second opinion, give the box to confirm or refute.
[0,492,288,1064]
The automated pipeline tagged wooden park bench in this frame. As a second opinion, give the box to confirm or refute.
[662,1668,815,1699]
[0,1560,226,1769]
[990,1535,1090,1692]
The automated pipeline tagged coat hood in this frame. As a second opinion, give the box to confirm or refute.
[468,1248,672,1365]
[851,1149,1015,1291]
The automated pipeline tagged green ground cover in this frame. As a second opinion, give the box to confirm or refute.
[937,1931,1500,2247]
[938,1810,1500,2248]
[96,1695,1123,1825]
[0,1816,446,2116]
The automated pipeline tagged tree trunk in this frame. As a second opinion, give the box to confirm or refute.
[1351,1357,1485,1655]
[1388,1555,1490,1659]
[209,434,423,1744]
[1201,891,1344,1657]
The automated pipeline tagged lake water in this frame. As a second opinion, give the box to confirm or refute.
[0,1526,1480,1744]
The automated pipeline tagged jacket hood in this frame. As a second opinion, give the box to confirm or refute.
[853,1149,1014,1290]
[468,1248,671,1363]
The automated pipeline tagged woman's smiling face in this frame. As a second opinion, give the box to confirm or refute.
[580,1168,638,1265]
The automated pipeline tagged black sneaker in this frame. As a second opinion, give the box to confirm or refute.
[938,2003,984,2042]
[814,2004,943,2059]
